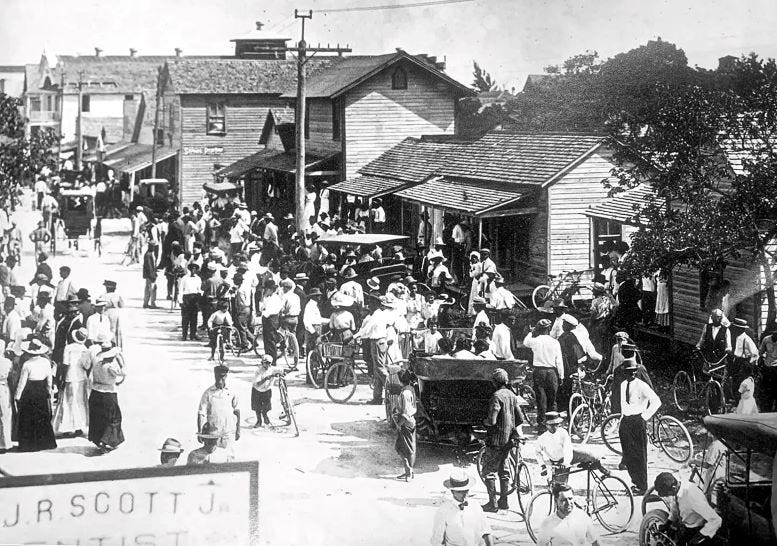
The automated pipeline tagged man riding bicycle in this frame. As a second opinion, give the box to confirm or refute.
[207,299,234,361]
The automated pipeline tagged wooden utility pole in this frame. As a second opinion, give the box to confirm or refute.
[289,10,351,235]
[56,69,65,169]
[75,71,84,170]
[151,67,163,179]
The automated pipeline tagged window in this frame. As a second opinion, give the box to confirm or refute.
[206,102,226,134]
[29,97,41,112]
[81,94,91,113]
[593,219,623,272]
[699,269,729,312]
[124,94,134,100]
[391,67,407,90]
[155,129,164,145]
[332,99,342,140]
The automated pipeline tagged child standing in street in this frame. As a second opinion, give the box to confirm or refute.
[252,355,275,427]
[93,217,102,257]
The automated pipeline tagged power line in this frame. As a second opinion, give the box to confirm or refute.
[316,0,475,14]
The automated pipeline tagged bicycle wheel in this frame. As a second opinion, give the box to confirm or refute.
[570,284,593,311]
[600,413,622,455]
[278,332,299,371]
[279,381,299,437]
[306,350,326,388]
[531,285,551,311]
[656,415,693,464]
[705,380,725,415]
[640,485,669,516]
[569,403,594,444]
[229,328,242,357]
[592,474,634,532]
[515,462,534,516]
[672,370,693,412]
[639,509,670,546]
[476,445,519,495]
[525,490,553,543]
[568,392,584,420]
[324,362,357,403]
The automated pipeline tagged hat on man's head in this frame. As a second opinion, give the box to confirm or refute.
[536,318,552,330]
[103,280,117,290]
[238,202,248,209]
[307,288,323,298]
[294,273,309,282]
[197,422,224,441]
[21,338,48,355]
[342,268,358,280]
[480,248,491,254]
[207,262,218,271]
[731,317,749,329]
[35,273,49,282]
[37,287,52,299]
[561,314,579,327]
[622,357,639,371]
[614,331,629,340]
[366,277,380,291]
[379,295,396,309]
[546,411,564,425]
[331,292,355,308]
[158,438,184,453]
[443,469,471,491]
[283,213,294,220]
[213,365,230,377]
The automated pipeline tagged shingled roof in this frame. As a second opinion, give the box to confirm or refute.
[438,132,605,186]
[585,184,656,225]
[165,57,338,95]
[53,56,172,95]
[358,137,469,183]
[281,50,472,99]
[395,177,525,216]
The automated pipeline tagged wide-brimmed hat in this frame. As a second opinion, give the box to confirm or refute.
[731,318,749,329]
[99,343,120,360]
[614,331,630,340]
[307,288,323,298]
[294,273,309,282]
[264,212,274,220]
[197,423,224,441]
[561,314,579,327]
[158,437,184,453]
[546,411,565,425]
[342,268,358,280]
[443,469,471,491]
[366,277,380,291]
[103,280,117,289]
[331,292,355,308]
[622,357,639,371]
[283,213,294,220]
[94,297,107,308]
[72,327,88,343]
[430,255,447,263]
[536,318,552,330]
[379,295,397,309]
[22,338,49,355]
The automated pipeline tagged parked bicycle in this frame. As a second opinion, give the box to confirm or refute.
[474,433,534,517]
[250,322,299,370]
[600,411,694,464]
[210,325,241,365]
[525,460,634,541]
[672,349,731,415]
[274,369,299,437]
[568,374,613,444]
[531,270,593,311]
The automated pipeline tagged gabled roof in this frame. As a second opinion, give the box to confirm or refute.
[585,184,656,225]
[438,132,605,186]
[281,50,472,99]
[0,66,25,73]
[53,56,173,95]
[395,176,525,216]
[165,57,337,95]
[258,107,295,146]
[358,137,470,183]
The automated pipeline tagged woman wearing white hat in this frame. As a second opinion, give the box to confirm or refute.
[467,251,483,316]
[53,327,90,436]
[14,338,57,451]
[87,340,126,452]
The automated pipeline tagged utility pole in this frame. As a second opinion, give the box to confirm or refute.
[75,71,84,170]
[57,69,65,169]
[151,66,162,179]
[289,10,351,236]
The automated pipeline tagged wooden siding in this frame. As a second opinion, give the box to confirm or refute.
[178,95,287,206]
[307,98,342,155]
[547,147,617,276]
[522,191,548,286]
[343,61,456,180]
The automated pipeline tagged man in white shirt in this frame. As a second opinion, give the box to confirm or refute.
[180,263,202,341]
[489,275,516,310]
[86,299,113,345]
[523,318,563,433]
[729,317,758,404]
[652,472,722,545]
[262,214,278,247]
[54,265,77,319]
[490,311,514,360]
[354,297,396,405]
[536,483,601,546]
[430,470,493,546]
[695,309,731,362]
[279,279,301,333]
[618,358,661,495]
[536,412,608,476]
[758,331,777,411]
[339,269,364,306]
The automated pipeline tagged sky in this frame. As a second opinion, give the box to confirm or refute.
[2,0,777,90]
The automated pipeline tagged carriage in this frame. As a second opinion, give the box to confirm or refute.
[55,187,94,253]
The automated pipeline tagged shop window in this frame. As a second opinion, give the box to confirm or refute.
[391,67,407,90]
[206,102,226,135]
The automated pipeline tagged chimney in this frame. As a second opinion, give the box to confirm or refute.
[256,21,264,30]
[94,47,102,57]
[175,48,182,57]
[718,55,737,72]
[129,48,137,58]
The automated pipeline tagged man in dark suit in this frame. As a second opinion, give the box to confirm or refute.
[143,242,158,309]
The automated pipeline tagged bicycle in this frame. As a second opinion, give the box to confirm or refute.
[525,461,634,541]
[324,339,407,404]
[568,374,613,444]
[599,411,694,464]
[531,270,593,311]
[672,349,731,415]
[250,320,299,369]
[210,325,241,364]
[474,434,534,517]
[275,369,299,437]
[306,331,336,388]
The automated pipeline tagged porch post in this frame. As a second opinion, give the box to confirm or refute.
[478,217,483,248]
[129,171,136,203]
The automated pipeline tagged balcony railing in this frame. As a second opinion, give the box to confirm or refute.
[27,111,60,123]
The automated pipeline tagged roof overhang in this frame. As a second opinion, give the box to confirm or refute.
[327,175,413,199]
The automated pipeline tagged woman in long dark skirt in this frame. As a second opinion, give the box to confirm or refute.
[14,339,57,452]
[88,342,126,452]
[393,370,417,482]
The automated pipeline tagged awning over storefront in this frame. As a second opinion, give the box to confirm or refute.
[203,181,240,194]
[395,176,530,217]
[101,144,178,175]
[584,184,655,225]
[216,149,340,178]
[327,175,410,198]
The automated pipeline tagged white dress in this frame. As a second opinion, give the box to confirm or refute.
[303,191,316,225]
[468,262,483,316]
[736,376,759,415]
[0,357,12,449]
[52,343,90,433]
[655,278,670,326]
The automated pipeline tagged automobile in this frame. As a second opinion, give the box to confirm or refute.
[639,412,776,546]
[132,178,175,215]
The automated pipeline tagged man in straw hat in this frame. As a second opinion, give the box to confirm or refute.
[523,318,564,433]
[197,365,240,451]
[619,357,660,495]
[158,437,185,467]
[354,295,397,405]
[480,367,527,512]
[429,255,450,294]
[187,422,233,465]
[729,317,757,404]
[431,469,493,546]
[339,267,364,306]
[535,482,602,546]
[536,411,609,479]
[86,297,112,346]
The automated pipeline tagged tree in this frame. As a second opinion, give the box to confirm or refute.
[608,55,777,327]
[472,61,497,93]
[0,94,59,205]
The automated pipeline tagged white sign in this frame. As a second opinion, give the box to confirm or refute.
[183,146,225,156]
[0,462,258,545]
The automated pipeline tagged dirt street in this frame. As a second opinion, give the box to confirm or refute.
[1,200,694,545]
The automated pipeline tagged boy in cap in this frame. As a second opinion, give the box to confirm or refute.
[251,355,277,427]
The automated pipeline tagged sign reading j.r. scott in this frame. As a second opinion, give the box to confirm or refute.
[0,461,259,545]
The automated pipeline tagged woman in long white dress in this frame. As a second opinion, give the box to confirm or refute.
[654,270,670,327]
[100,281,125,348]
[467,251,483,316]
[53,327,90,436]
[303,185,317,229]
[0,340,12,451]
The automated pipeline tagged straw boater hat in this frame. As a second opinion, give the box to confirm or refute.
[561,314,579,327]
[331,292,355,308]
[94,297,107,308]
[443,469,471,491]
[342,268,358,280]
[545,411,564,425]
[731,318,749,329]
[197,422,224,441]
[22,338,48,355]
[158,438,184,453]
[366,277,380,291]
[307,288,323,298]
[622,356,639,371]
[72,327,88,344]
[99,342,120,360]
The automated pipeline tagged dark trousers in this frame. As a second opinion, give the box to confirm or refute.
[262,315,280,360]
[200,300,215,330]
[619,414,648,490]
[235,307,251,347]
[759,366,777,412]
[641,290,656,324]
[36,192,44,210]
[181,294,199,340]
[557,377,573,416]
[533,367,559,430]
[481,443,512,482]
